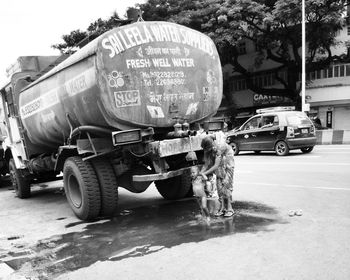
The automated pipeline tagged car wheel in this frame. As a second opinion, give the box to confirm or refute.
[275,141,289,156]
[230,142,239,155]
[301,147,314,153]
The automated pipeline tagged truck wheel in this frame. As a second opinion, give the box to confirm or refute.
[275,141,289,156]
[9,159,31,198]
[63,157,101,221]
[155,172,192,200]
[91,159,118,217]
[301,147,314,153]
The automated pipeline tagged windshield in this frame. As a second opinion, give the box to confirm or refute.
[286,112,312,126]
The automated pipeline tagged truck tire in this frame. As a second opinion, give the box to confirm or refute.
[9,159,31,198]
[63,157,101,221]
[91,159,118,217]
[155,172,192,200]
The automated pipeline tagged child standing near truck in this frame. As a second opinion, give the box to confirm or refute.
[190,166,218,223]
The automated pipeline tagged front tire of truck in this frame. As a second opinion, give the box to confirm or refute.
[9,159,31,198]
[155,172,192,200]
[91,159,118,217]
[63,157,101,221]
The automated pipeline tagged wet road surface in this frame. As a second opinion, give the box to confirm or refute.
[3,198,283,279]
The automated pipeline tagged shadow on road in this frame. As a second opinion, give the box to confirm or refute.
[6,199,284,279]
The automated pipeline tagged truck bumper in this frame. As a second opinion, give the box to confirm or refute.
[149,135,204,158]
[133,166,196,182]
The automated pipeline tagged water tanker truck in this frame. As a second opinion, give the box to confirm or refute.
[0,21,223,220]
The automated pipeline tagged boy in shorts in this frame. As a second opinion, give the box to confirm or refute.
[190,166,218,222]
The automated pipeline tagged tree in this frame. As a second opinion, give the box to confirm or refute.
[52,12,128,54]
[139,0,303,106]
[52,0,348,108]
[305,0,349,72]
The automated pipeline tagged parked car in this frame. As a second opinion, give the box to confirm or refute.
[226,107,317,156]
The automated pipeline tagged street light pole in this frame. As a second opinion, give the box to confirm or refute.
[301,0,307,112]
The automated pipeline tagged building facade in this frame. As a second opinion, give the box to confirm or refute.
[306,27,350,130]
[220,39,296,127]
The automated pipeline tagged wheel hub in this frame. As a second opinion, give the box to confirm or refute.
[68,174,82,208]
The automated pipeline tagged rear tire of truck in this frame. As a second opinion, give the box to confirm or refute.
[91,159,118,217]
[9,159,31,198]
[155,172,192,200]
[63,157,101,221]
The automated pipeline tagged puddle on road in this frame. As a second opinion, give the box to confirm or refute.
[5,199,284,279]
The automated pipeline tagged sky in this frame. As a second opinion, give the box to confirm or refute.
[0,0,145,85]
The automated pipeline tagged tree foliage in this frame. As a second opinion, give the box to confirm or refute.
[51,12,127,54]
[306,0,349,71]
[52,0,348,107]
[140,0,302,103]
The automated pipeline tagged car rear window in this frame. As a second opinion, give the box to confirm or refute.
[285,112,312,126]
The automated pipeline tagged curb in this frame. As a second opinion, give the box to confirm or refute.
[316,130,350,145]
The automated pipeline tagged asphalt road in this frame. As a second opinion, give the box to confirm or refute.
[1,145,350,280]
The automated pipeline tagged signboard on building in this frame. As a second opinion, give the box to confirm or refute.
[253,93,291,105]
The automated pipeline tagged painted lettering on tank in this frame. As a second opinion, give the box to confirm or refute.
[149,24,181,43]
[114,90,141,108]
[145,46,182,56]
[20,89,59,119]
[171,58,194,67]
[126,57,190,69]
[102,34,125,58]
[126,59,151,69]
[202,86,219,102]
[141,71,185,86]
[101,23,215,58]
[65,68,95,96]
[147,92,195,105]
[20,68,95,119]
[206,70,217,84]
[152,58,171,67]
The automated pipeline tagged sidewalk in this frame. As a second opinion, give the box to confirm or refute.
[316,130,350,145]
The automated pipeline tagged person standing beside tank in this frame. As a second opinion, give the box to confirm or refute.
[200,135,235,217]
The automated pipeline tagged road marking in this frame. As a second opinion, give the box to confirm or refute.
[316,147,350,150]
[315,151,350,154]
[238,161,350,166]
[242,182,350,191]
